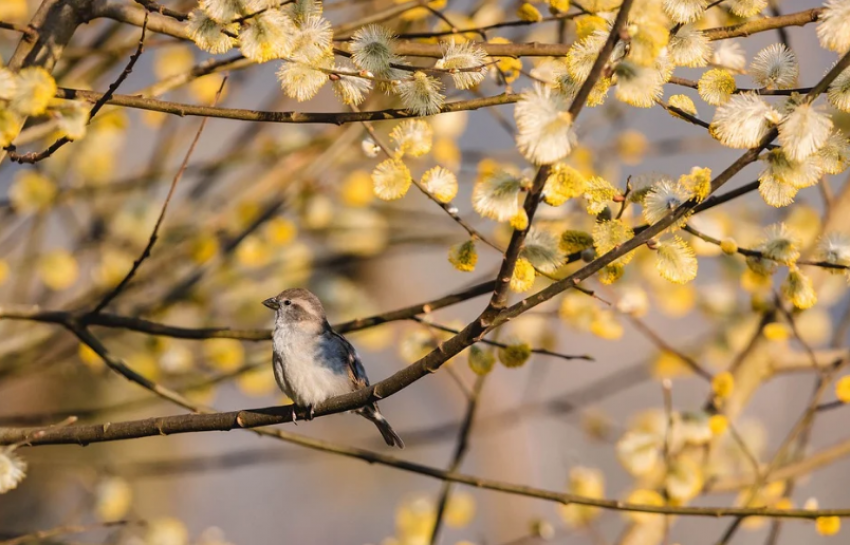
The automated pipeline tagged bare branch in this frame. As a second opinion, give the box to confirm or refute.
[429,376,485,545]
[90,76,226,313]
[0,521,136,545]
[53,88,521,124]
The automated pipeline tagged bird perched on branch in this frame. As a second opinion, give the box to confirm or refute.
[262,288,404,448]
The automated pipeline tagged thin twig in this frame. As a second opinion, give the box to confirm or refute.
[774,295,821,372]
[412,316,593,361]
[661,379,673,545]
[89,76,227,314]
[623,313,713,380]
[0,20,37,39]
[132,0,187,21]
[669,76,814,96]
[0,521,136,545]
[712,357,848,544]
[355,112,503,253]
[395,9,581,39]
[429,376,486,545]
[684,224,850,271]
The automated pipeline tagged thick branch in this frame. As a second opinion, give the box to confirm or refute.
[55,88,520,124]
[483,166,549,317]
[5,409,850,519]
[702,8,821,41]
[8,0,86,71]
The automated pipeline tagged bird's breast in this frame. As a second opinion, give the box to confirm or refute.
[272,327,353,406]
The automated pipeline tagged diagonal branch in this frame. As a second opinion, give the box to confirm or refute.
[488,48,850,334]
[429,376,486,545]
[89,77,225,314]
[482,0,635,320]
[481,165,550,318]
[0,521,136,545]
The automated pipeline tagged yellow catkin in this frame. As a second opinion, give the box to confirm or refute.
[763,322,791,341]
[516,3,543,22]
[720,238,738,255]
[835,376,850,403]
[509,258,536,292]
[574,15,607,41]
[510,209,529,230]
[549,0,570,13]
[560,230,594,254]
[498,342,532,368]
[340,171,374,207]
[816,516,841,536]
[668,94,698,118]
[468,345,495,375]
[680,166,712,202]
[448,240,478,272]
[712,371,735,399]
[698,69,736,106]
[708,414,728,435]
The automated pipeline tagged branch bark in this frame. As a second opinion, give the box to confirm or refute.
[90,1,823,57]
[54,88,520,124]
[5,408,850,519]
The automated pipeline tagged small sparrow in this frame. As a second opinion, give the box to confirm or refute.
[263,288,404,448]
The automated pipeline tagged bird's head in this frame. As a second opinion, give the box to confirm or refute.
[263,288,327,325]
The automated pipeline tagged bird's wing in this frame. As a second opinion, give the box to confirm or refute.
[324,323,369,389]
[271,350,288,395]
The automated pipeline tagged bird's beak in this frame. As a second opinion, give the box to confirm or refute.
[262,298,279,310]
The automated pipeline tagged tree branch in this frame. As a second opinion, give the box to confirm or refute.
[5,408,850,519]
[92,1,823,57]
[684,225,850,270]
[0,521,135,545]
[90,76,225,313]
[702,7,821,41]
[429,376,485,545]
[7,14,149,164]
[486,48,850,334]
[709,436,850,493]
[53,88,520,124]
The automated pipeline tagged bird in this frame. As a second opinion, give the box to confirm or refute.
[262,288,404,448]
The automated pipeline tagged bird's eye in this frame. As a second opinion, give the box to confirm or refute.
[284,300,292,306]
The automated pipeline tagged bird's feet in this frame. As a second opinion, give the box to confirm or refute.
[289,404,314,423]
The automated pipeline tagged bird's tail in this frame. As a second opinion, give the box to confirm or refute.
[358,405,404,449]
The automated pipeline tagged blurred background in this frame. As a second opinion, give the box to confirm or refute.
[1,0,849,544]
